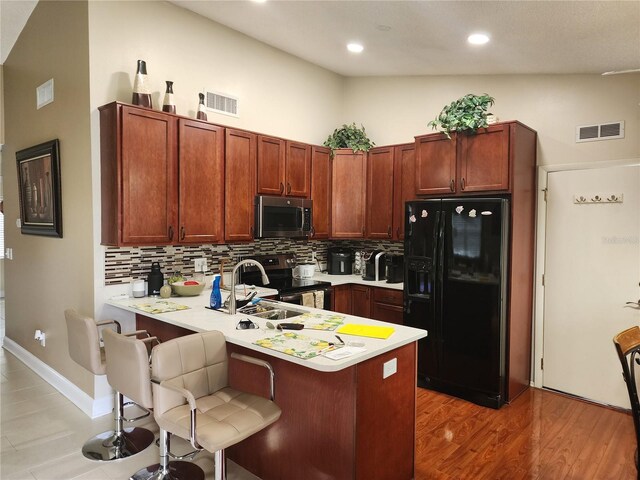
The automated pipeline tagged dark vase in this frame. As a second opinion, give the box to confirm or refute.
[196,92,207,121]
[162,81,176,113]
[132,59,152,109]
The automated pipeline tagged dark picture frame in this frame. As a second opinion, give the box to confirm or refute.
[16,139,63,237]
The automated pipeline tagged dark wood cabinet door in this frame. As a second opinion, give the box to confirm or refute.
[371,287,404,324]
[225,129,257,242]
[257,135,285,196]
[310,146,331,239]
[457,124,510,192]
[121,106,177,245]
[332,284,352,314]
[178,120,225,244]
[415,133,457,195]
[366,147,394,239]
[393,143,415,240]
[331,149,367,239]
[285,141,311,197]
[351,284,371,318]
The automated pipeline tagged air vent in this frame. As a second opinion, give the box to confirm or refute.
[204,90,239,117]
[576,121,624,143]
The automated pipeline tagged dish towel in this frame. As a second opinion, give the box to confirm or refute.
[302,291,315,307]
[314,290,324,309]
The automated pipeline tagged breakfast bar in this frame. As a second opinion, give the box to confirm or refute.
[105,290,426,480]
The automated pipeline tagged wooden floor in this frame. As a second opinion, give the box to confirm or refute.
[415,387,636,480]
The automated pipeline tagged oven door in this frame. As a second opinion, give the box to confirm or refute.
[279,287,332,310]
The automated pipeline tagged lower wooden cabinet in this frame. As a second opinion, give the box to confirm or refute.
[332,284,404,324]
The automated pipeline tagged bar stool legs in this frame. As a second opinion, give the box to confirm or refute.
[82,391,155,461]
[130,429,204,480]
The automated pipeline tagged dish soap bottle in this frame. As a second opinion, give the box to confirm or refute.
[210,274,222,310]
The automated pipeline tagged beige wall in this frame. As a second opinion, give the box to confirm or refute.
[3,1,95,395]
[343,75,640,165]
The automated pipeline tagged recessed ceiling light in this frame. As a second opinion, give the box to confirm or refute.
[376,24,392,32]
[347,43,364,53]
[468,33,490,45]
[251,0,267,3]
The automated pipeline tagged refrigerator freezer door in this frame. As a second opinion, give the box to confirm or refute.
[439,198,508,400]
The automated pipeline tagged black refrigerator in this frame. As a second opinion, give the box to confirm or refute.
[404,198,509,409]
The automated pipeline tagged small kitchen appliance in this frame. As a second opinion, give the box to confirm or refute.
[362,250,385,281]
[385,254,404,283]
[254,195,312,238]
[293,264,315,279]
[327,247,353,275]
[147,262,164,296]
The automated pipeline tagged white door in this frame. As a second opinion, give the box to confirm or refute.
[543,164,640,408]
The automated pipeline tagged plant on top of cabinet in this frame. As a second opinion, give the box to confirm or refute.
[427,93,495,139]
[323,122,375,155]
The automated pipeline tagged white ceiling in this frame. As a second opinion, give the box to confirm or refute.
[2,1,639,76]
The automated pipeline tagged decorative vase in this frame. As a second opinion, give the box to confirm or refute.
[162,81,176,113]
[196,93,207,121]
[132,59,152,109]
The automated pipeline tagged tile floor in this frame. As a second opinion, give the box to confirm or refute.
[0,299,260,480]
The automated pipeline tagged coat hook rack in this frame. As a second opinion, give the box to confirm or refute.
[573,193,623,204]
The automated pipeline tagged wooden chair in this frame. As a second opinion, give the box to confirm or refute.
[613,325,640,479]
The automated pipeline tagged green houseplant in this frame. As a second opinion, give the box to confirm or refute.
[324,122,375,155]
[427,93,495,139]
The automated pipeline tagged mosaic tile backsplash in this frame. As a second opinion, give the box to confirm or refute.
[105,239,404,285]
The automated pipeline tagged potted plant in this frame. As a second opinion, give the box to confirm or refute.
[427,93,495,139]
[323,122,375,155]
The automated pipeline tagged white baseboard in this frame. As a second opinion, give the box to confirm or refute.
[2,337,113,418]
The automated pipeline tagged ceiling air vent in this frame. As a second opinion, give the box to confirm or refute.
[576,121,624,143]
[204,90,239,117]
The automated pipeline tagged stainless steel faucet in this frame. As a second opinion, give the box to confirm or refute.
[228,259,270,315]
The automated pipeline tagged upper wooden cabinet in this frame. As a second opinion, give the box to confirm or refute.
[100,102,178,246]
[178,119,225,244]
[331,149,367,239]
[225,128,257,242]
[310,146,331,239]
[366,146,395,239]
[99,103,227,246]
[415,123,513,196]
[257,136,311,198]
[393,143,416,240]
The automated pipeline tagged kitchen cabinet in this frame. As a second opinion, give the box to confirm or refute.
[371,288,404,325]
[415,123,511,196]
[178,119,225,244]
[225,128,257,242]
[100,102,178,246]
[393,143,416,240]
[351,284,371,318]
[331,149,367,239]
[310,146,331,239]
[257,136,311,198]
[332,284,352,314]
[366,147,394,239]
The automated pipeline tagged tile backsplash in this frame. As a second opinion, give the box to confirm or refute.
[104,239,404,285]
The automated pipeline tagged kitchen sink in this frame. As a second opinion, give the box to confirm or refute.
[238,301,308,320]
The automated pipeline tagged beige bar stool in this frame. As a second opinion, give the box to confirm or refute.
[64,309,155,461]
[132,330,282,480]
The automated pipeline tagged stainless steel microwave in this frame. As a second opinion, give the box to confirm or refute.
[254,196,312,238]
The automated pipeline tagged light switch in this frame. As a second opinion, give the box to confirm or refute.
[383,358,397,379]
[36,79,54,109]
[5,248,12,260]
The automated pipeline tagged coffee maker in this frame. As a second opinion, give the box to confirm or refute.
[362,251,385,281]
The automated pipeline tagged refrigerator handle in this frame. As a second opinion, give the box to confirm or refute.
[437,211,445,297]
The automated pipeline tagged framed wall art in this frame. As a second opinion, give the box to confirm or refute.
[16,139,63,237]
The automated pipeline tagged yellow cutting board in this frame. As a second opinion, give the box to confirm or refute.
[336,323,395,339]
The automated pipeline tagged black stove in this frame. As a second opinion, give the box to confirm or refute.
[239,253,332,308]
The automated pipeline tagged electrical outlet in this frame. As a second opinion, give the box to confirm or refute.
[194,258,207,273]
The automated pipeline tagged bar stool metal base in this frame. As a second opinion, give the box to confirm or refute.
[82,427,155,461]
[129,461,205,480]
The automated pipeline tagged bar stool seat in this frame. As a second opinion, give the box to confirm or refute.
[65,309,155,461]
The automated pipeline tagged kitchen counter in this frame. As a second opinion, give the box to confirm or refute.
[105,287,423,373]
[313,272,404,290]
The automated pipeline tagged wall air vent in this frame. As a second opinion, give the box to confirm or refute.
[575,121,624,143]
[204,90,239,117]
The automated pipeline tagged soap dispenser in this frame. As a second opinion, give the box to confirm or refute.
[147,262,164,296]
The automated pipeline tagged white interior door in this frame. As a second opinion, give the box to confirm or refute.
[543,164,640,408]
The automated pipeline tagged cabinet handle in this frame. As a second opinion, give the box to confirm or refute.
[396,227,400,238]
[168,226,174,241]
[310,225,315,237]
[461,177,466,190]
[250,226,254,238]
[180,226,185,240]
[280,182,284,194]
[450,179,455,192]
[287,183,292,194]
[362,227,365,236]
[387,226,392,238]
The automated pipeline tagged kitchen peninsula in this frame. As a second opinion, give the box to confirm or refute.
[105,290,426,480]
